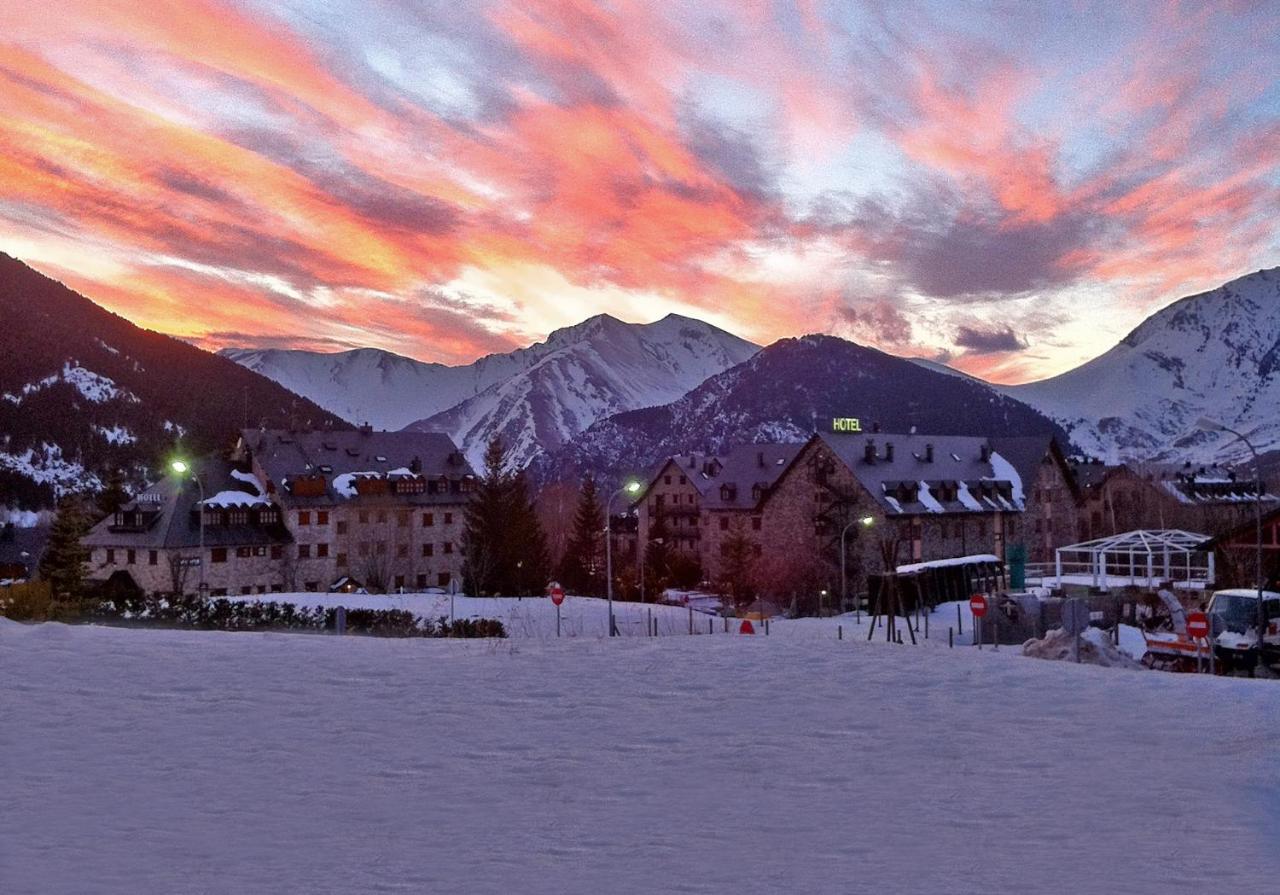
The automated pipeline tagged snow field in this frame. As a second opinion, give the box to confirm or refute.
[3,619,1278,894]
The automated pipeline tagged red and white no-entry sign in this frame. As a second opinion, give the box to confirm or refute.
[1186,611,1209,639]
[969,594,989,618]
[549,582,565,606]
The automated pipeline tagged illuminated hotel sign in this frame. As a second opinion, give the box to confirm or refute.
[831,417,862,433]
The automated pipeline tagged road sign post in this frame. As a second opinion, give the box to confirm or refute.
[970,594,988,651]
[1187,611,1210,673]
[549,581,565,637]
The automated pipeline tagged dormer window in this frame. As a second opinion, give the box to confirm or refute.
[720,484,737,502]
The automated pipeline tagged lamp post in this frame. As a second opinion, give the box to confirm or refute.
[841,515,876,623]
[606,480,642,637]
[171,459,206,600]
[1195,417,1267,675]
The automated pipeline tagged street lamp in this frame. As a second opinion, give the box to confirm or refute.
[1196,417,1267,675]
[606,480,642,637]
[842,515,875,622]
[171,459,206,600]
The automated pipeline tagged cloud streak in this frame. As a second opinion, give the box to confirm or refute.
[0,1,1276,380]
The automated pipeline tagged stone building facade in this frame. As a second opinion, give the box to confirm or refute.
[634,430,1027,605]
[84,428,475,597]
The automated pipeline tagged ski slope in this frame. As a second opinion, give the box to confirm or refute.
[2,620,1276,894]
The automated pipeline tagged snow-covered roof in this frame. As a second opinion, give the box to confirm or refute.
[897,554,1000,574]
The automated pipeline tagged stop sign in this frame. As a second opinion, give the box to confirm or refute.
[1186,611,1209,639]
[969,594,989,618]
[549,582,565,606]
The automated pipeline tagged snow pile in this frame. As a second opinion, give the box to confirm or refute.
[201,490,270,508]
[1022,626,1146,669]
[230,468,265,495]
[11,362,138,405]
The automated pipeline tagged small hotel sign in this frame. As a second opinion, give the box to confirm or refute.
[831,417,862,433]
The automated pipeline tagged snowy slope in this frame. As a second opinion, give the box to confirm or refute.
[405,314,760,469]
[3,620,1277,894]
[1005,268,1280,463]
[218,345,530,431]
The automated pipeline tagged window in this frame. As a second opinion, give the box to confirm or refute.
[271,545,283,560]
[336,552,348,568]
[260,509,279,525]
[437,572,451,587]
[228,509,248,526]
[236,546,252,558]
[377,510,388,523]
[444,512,453,525]
[254,546,267,557]
[443,542,454,555]
[126,549,136,565]
[336,520,348,534]
[316,510,329,525]
[298,510,311,526]
[211,588,228,597]
[240,586,252,595]
[211,548,228,563]
[394,575,405,590]
[376,541,387,555]
[397,510,410,528]
[358,542,370,558]
[358,510,369,524]
[679,476,687,485]
[317,543,329,558]
[304,581,319,592]
[256,585,268,594]
[417,574,428,589]
[106,548,116,564]
[719,516,729,531]
[751,517,761,531]
[149,550,158,566]
[423,512,435,527]
[397,543,408,558]
[298,544,311,559]
[422,544,434,557]
[664,475,672,485]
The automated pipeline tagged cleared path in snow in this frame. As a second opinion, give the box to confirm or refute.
[2,620,1276,894]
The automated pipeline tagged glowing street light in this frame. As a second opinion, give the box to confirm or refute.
[605,479,643,637]
[172,458,207,600]
[843,514,876,623]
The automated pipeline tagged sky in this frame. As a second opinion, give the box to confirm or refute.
[1,1,1277,383]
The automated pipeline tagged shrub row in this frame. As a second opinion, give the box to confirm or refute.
[0,590,505,638]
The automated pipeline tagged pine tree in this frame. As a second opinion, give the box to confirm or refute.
[462,438,552,596]
[558,475,604,595]
[38,495,92,602]
[462,437,511,596]
[507,469,551,596]
[95,468,129,521]
[643,510,673,596]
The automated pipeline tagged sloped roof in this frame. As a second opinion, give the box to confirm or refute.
[820,432,1023,516]
[665,443,807,510]
[84,456,293,550]
[240,428,474,506]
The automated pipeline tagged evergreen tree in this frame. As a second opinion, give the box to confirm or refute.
[507,469,551,596]
[643,510,673,596]
[462,438,552,596]
[38,495,92,602]
[558,475,604,595]
[463,438,511,596]
[95,468,129,521]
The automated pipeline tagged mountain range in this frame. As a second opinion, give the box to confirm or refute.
[536,334,1070,485]
[4,250,1278,510]
[224,314,759,470]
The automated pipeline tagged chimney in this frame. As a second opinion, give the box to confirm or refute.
[884,442,895,463]
[979,443,991,462]
[359,422,373,436]
[757,451,765,468]
[925,443,934,463]
[871,421,881,434]
[864,440,876,464]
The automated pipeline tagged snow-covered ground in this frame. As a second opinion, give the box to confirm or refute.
[3,619,1277,894]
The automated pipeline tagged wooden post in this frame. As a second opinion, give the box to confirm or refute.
[708,617,713,635]
[838,624,843,641]
[688,605,693,635]
[949,626,953,648]
[956,603,963,636]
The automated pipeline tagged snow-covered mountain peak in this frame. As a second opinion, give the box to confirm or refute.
[1005,266,1280,463]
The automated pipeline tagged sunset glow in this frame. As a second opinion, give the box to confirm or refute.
[2,1,1277,381]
